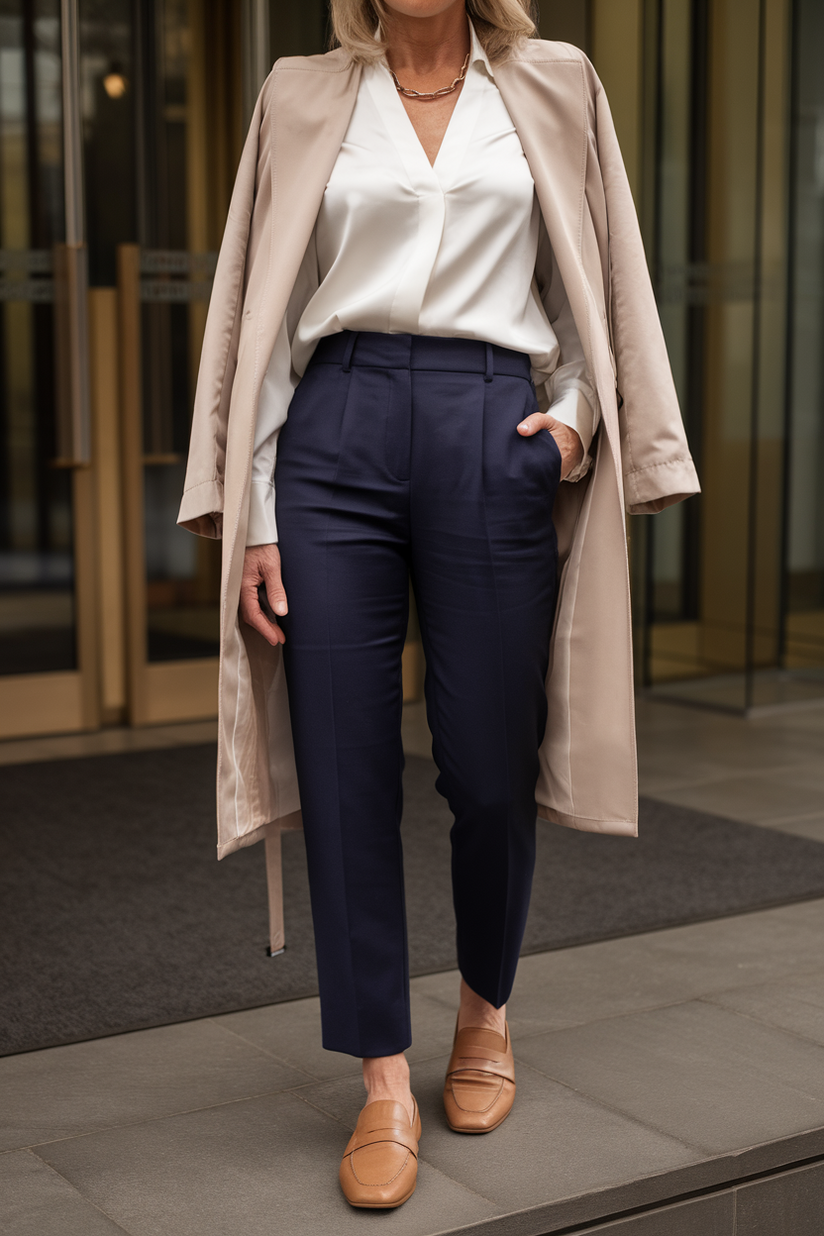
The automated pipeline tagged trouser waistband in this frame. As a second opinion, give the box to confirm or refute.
[310,330,533,383]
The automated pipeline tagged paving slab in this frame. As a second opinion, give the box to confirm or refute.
[515,1000,824,1154]
[705,969,824,1046]
[751,706,824,736]
[0,1149,128,1236]
[35,1090,497,1236]
[0,721,218,767]
[0,1018,309,1152]
[647,771,824,827]
[767,896,824,929]
[637,730,824,797]
[598,906,824,994]
[296,1054,700,1218]
[765,813,824,842]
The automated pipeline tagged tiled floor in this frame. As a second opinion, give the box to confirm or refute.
[2,697,824,1234]
[4,903,824,1235]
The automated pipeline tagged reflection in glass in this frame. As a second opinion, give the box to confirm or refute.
[646,0,700,685]
[136,0,220,663]
[0,2,74,677]
[80,0,134,287]
[783,0,824,685]
[643,0,823,712]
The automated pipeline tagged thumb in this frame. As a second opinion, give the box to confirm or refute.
[262,552,288,617]
[517,412,553,436]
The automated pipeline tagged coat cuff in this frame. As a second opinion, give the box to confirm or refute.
[624,456,701,513]
[247,480,279,545]
[177,479,224,538]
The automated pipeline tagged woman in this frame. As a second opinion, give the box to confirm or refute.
[178,0,699,1210]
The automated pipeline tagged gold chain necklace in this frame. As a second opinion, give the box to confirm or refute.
[389,52,470,101]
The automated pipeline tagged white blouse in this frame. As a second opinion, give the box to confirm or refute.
[247,23,599,546]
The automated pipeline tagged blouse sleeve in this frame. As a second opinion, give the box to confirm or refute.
[535,216,600,483]
[247,231,320,545]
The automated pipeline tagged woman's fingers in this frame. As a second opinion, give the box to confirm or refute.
[239,544,286,647]
[239,578,283,646]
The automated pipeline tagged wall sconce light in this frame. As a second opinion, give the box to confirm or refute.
[103,67,128,99]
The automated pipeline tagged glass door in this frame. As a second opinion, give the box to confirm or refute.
[0,0,99,738]
[0,0,421,740]
[628,0,811,714]
[113,0,348,726]
[112,0,238,724]
[780,0,824,683]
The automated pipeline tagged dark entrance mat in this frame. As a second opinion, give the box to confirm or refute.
[2,744,824,1056]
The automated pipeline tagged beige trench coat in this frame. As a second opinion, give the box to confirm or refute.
[178,38,700,952]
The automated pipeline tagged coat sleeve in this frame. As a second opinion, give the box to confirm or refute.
[177,74,273,538]
[594,79,700,514]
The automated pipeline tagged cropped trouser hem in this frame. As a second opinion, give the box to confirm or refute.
[276,331,560,1058]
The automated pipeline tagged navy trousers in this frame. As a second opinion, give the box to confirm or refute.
[275,331,561,1058]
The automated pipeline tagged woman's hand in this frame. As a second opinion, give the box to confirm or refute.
[517,413,584,480]
[240,544,287,647]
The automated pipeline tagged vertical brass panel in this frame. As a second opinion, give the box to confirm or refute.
[0,672,85,740]
[699,0,759,675]
[749,0,790,674]
[590,0,644,203]
[144,659,218,723]
[186,0,241,410]
[117,243,149,725]
[89,288,127,721]
[537,0,589,48]
[590,0,647,684]
[186,0,210,398]
[242,0,271,128]
[71,463,101,729]
[699,0,789,680]
[188,0,242,246]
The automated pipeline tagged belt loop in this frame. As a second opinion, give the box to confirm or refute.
[484,341,494,384]
[342,330,358,373]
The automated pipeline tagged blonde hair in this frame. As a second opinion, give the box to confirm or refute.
[329,1,539,66]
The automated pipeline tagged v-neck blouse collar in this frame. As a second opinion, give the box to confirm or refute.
[364,20,492,191]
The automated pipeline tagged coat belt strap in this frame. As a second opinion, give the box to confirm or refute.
[264,824,285,955]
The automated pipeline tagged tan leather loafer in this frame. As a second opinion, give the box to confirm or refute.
[339,1098,421,1209]
[443,1022,516,1133]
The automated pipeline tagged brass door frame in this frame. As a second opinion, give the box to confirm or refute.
[117,243,218,727]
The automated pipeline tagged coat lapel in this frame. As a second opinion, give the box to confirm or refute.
[495,52,589,278]
[258,51,362,391]
[495,50,622,474]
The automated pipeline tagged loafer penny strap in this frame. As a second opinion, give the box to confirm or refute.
[349,1124,419,1158]
[447,1027,515,1084]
